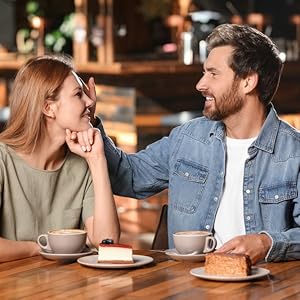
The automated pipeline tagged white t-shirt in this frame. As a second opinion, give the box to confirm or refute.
[214,136,256,248]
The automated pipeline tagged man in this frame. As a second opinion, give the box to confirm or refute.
[85,24,300,263]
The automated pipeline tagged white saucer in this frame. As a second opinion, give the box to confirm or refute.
[39,248,94,262]
[190,266,270,282]
[165,249,206,262]
[77,254,154,269]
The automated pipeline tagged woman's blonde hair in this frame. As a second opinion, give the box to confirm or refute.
[0,55,74,153]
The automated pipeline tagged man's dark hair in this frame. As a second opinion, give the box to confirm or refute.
[206,24,283,105]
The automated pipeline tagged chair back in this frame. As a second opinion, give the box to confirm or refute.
[151,204,169,250]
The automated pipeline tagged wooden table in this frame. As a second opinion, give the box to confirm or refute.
[0,250,300,299]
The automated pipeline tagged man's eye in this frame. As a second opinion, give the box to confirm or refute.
[202,71,216,76]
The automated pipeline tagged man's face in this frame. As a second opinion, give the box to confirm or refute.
[196,46,244,121]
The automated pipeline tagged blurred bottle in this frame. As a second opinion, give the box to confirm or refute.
[180,31,193,65]
[199,40,207,63]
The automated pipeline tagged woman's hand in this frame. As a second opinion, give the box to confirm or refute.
[0,238,40,263]
[65,128,104,159]
[66,127,120,247]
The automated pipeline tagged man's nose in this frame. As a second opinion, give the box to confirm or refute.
[196,76,206,92]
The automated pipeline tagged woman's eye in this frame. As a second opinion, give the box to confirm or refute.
[76,91,82,98]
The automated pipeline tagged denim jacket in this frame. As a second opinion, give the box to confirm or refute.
[101,104,300,262]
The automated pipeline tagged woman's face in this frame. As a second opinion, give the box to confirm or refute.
[53,72,94,132]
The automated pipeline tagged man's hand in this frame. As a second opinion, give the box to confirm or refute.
[215,233,272,264]
[86,77,98,126]
[80,77,98,126]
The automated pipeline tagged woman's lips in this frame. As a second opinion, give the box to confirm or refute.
[81,112,91,120]
[81,109,91,119]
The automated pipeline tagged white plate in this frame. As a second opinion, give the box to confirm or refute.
[190,266,270,282]
[40,248,93,262]
[77,254,154,269]
[165,248,206,262]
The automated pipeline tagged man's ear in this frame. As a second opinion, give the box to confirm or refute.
[243,72,258,94]
[42,100,56,119]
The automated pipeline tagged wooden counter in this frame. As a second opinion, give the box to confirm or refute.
[0,58,202,74]
[1,58,299,113]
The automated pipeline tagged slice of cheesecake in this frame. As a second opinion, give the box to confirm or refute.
[98,239,134,264]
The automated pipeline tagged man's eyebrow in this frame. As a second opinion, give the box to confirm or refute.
[205,66,218,72]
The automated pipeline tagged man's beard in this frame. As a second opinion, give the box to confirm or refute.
[203,79,244,121]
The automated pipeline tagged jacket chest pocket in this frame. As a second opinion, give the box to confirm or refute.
[170,159,208,214]
[259,182,297,204]
[258,181,297,230]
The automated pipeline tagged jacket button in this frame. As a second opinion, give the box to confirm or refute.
[184,172,189,177]
[205,225,210,230]
[274,195,279,199]
[246,189,251,194]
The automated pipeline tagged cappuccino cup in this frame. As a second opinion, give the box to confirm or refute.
[37,229,87,254]
[173,230,216,255]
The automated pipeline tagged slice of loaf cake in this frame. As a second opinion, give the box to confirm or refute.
[205,253,252,276]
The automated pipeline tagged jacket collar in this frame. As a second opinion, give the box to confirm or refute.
[209,104,280,153]
[252,104,280,153]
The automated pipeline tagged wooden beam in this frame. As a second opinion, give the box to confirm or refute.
[105,0,114,64]
[73,0,89,63]
[97,0,106,64]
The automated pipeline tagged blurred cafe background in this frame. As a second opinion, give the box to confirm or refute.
[0,0,300,248]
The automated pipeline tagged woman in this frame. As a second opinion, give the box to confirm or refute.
[0,55,120,262]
